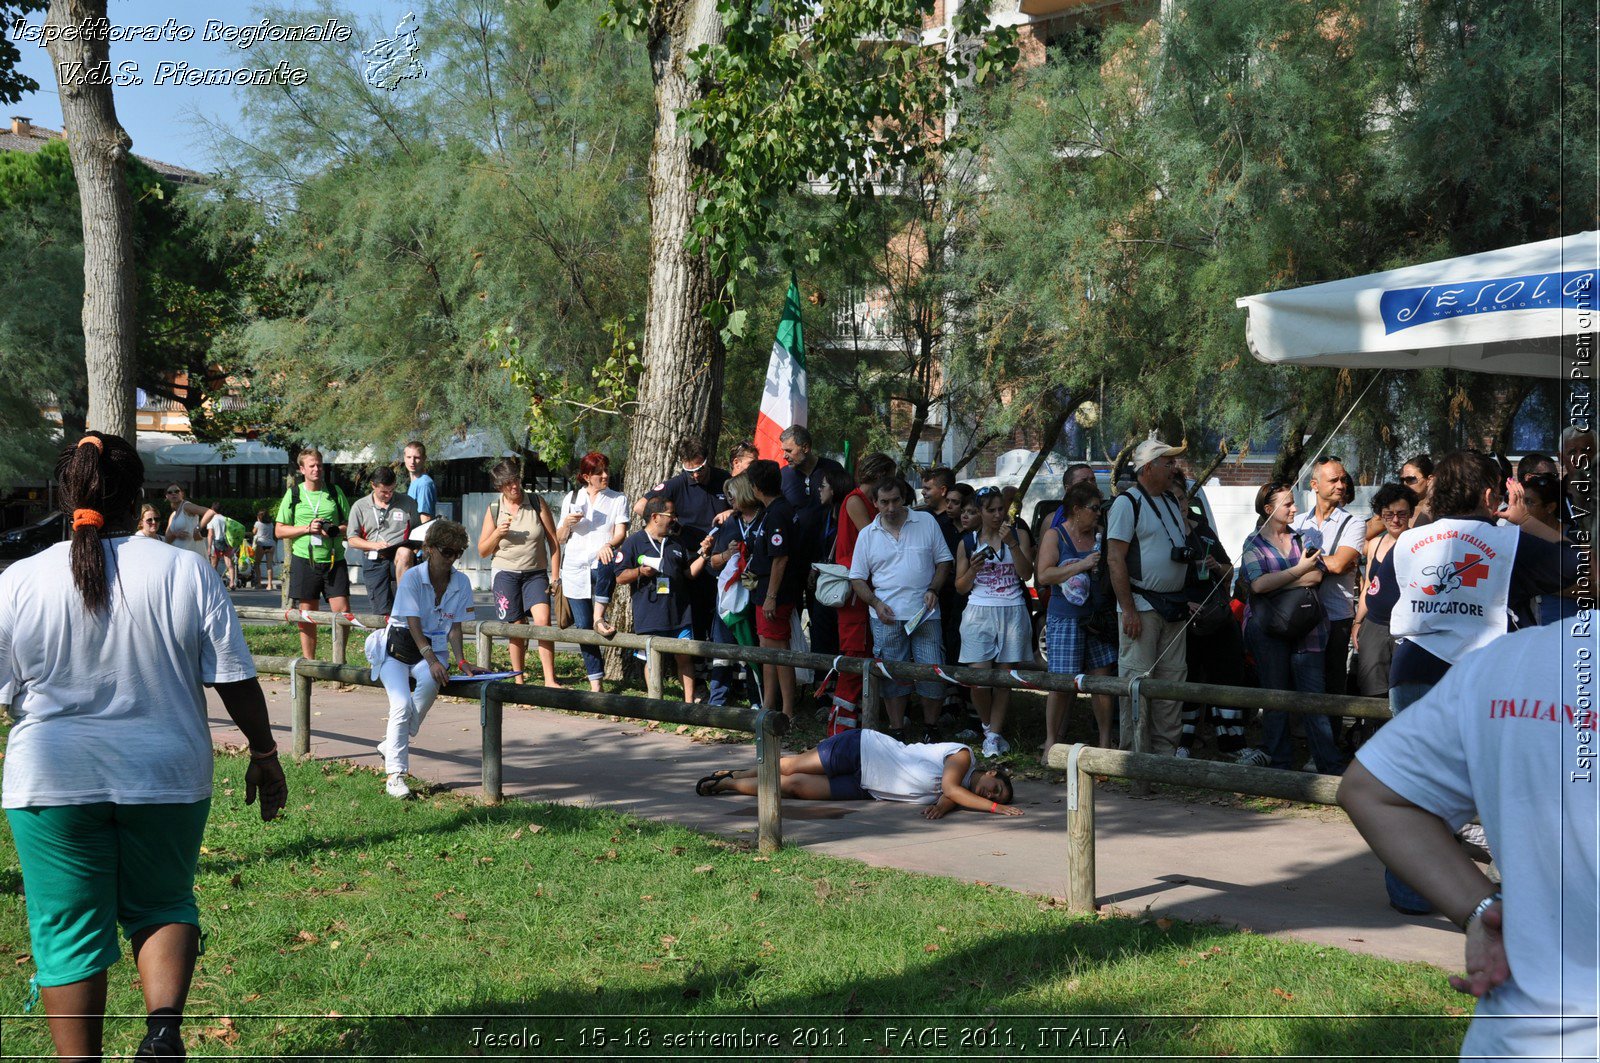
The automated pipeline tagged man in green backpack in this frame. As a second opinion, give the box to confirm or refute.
[274,448,353,659]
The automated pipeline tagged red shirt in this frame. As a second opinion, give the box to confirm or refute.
[833,487,871,568]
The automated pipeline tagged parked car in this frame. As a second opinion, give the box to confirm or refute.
[0,512,67,560]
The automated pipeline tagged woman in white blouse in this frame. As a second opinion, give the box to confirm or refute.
[555,452,630,691]
[368,520,486,798]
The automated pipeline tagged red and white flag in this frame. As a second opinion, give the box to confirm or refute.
[754,278,806,462]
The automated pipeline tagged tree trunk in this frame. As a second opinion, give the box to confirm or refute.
[45,0,136,440]
[629,0,728,493]
[608,0,728,681]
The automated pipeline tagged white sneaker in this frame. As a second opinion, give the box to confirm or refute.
[385,773,411,799]
[1235,747,1270,767]
[1174,746,1191,759]
[981,734,1000,757]
[993,733,1010,754]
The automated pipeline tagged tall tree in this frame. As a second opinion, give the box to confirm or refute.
[43,0,136,437]
[600,0,1015,490]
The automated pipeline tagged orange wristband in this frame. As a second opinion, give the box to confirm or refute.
[989,801,998,813]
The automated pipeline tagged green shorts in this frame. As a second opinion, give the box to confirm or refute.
[5,800,210,987]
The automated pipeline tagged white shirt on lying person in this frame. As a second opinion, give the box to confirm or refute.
[859,730,976,804]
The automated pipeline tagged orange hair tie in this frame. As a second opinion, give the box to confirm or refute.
[77,436,103,451]
[71,509,105,530]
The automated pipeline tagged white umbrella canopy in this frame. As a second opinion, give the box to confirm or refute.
[1236,231,1598,378]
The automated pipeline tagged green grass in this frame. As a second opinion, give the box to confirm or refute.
[0,751,1469,1060]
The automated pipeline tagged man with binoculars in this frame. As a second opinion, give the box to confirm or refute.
[1105,434,1193,756]
[276,447,354,660]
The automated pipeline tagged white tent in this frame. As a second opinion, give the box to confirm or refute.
[1237,231,1598,378]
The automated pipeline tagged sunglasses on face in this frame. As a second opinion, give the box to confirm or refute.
[1399,474,1421,485]
[436,548,464,560]
[1379,509,1410,522]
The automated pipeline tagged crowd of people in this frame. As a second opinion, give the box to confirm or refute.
[146,422,1595,783]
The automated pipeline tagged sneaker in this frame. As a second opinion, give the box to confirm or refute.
[1235,747,1270,767]
[135,1025,185,1059]
[981,733,1000,757]
[1174,746,1191,759]
[888,726,907,744]
[992,733,1010,754]
[953,727,980,742]
[385,774,411,799]
[921,725,941,745]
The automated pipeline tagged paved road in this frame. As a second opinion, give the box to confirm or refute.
[208,678,1467,972]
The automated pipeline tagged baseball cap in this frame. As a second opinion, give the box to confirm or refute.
[1131,432,1185,471]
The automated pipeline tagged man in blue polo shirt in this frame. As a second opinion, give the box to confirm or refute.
[637,438,731,639]
[400,440,437,578]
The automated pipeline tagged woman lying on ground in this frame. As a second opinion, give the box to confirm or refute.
[695,729,1021,819]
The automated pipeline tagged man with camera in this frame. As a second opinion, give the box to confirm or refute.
[276,447,354,660]
[347,466,422,616]
[1106,435,1192,755]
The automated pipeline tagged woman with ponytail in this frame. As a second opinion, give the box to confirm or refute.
[0,433,288,1061]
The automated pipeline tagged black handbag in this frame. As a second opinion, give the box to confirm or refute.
[386,625,424,665]
[1257,584,1324,642]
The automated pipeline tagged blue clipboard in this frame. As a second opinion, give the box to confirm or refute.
[447,670,523,683]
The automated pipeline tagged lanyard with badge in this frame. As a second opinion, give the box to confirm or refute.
[642,531,670,597]
[739,510,767,589]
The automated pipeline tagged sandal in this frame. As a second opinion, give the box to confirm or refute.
[696,770,736,796]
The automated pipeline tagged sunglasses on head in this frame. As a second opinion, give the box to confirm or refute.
[975,487,1001,498]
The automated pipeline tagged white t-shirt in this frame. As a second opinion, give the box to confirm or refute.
[0,537,256,807]
[388,563,475,655]
[557,488,630,599]
[859,730,975,804]
[1291,507,1367,622]
[253,520,275,548]
[1354,621,1598,1063]
[1105,486,1188,611]
[848,510,954,623]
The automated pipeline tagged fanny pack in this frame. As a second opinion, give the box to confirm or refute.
[1137,587,1189,623]
[386,626,424,666]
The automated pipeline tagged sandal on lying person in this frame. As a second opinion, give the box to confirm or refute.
[696,770,737,796]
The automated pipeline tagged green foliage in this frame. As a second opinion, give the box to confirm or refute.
[204,0,653,464]
[0,138,249,478]
[0,2,44,105]
[673,0,1018,336]
[964,0,1594,475]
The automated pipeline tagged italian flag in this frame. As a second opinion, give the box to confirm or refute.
[754,278,807,463]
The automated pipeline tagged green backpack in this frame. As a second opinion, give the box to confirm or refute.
[223,516,249,549]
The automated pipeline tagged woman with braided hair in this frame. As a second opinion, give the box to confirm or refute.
[0,433,287,1061]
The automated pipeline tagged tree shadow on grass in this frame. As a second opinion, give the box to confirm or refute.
[267,919,1465,1060]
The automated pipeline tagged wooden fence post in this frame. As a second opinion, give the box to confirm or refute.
[756,709,784,853]
[476,625,492,669]
[1065,743,1096,913]
[291,660,312,758]
[1128,675,1151,796]
[330,616,346,665]
[481,683,503,805]
[859,660,880,732]
[644,639,664,700]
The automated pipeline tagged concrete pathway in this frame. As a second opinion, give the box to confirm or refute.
[208,678,1466,972]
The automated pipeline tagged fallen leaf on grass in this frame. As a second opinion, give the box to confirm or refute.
[1065,978,1080,992]
[295,931,319,944]
[1271,987,1294,1001]
[660,935,678,947]
[693,864,714,874]
[450,912,470,922]
[923,943,939,953]
[1155,917,1174,931]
